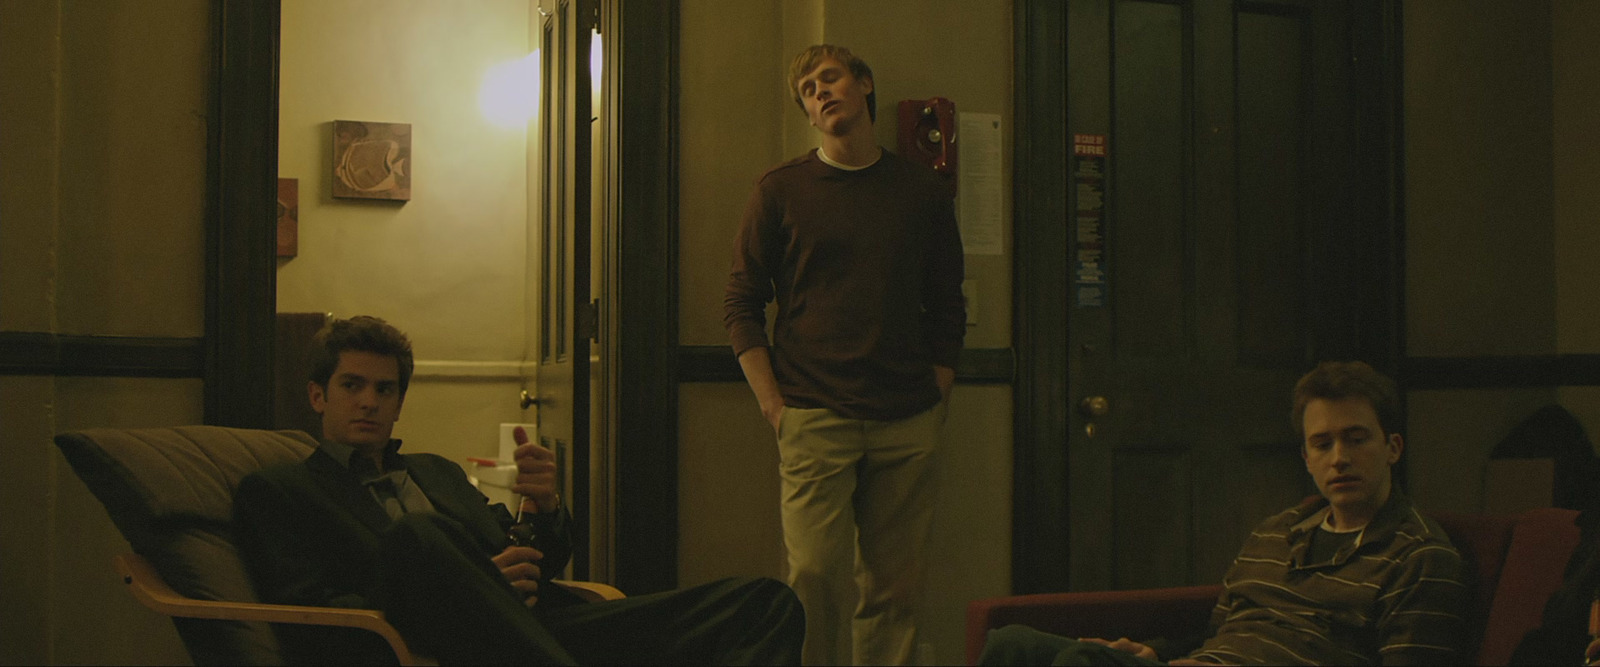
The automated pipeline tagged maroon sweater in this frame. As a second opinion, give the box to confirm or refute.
[724,149,966,420]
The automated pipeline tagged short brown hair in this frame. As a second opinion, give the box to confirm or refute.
[308,316,415,397]
[1291,361,1400,437]
[788,44,876,123]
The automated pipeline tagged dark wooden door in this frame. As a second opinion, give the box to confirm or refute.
[533,0,594,579]
[1063,0,1395,591]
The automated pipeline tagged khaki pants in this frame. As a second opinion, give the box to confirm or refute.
[777,401,947,666]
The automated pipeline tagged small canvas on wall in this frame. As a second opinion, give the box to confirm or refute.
[332,120,411,201]
[277,177,298,256]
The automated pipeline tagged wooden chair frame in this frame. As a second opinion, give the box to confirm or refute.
[115,551,625,665]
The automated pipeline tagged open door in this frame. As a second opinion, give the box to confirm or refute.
[1061,0,1398,591]
[529,0,595,579]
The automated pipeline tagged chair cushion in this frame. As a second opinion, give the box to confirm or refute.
[160,526,288,665]
[55,426,316,666]
[55,426,316,541]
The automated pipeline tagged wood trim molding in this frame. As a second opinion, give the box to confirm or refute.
[1352,0,1407,374]
[676,346,1015,385]
[1011,1,1072,595]
[409,360,536,380]
[612,0,679,595]
[1403,355,1600,390]
[0,333,204,378]
[205,0,280,428]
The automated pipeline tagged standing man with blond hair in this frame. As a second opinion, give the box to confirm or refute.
[725,44,967,665]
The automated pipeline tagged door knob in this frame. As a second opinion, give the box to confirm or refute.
[1078,395,1110,418]
[520,390,543,409]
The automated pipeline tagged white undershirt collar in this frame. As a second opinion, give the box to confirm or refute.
[1320,511,1366,534]
[817,146,880,171]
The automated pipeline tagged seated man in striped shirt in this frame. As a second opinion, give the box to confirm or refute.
[982,361,1466,665]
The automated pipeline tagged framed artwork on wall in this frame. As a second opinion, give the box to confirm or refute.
[332,120,411,201]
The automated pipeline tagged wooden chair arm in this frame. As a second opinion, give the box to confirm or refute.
[113,553,426,665]
[114,554,627,664]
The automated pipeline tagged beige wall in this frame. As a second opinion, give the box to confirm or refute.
[0,0,210,663]
[1405,0,1600,514]
[0,0,60,335]
[1552,0,1600,497]
[1405,0,1555,360]
[0,2,542,663]
[1,0,208,337]
[1553,0,1600,357]
[677,2,1013,663]
[277,0,537,466]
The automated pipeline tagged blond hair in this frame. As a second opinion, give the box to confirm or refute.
[788,44,876,122]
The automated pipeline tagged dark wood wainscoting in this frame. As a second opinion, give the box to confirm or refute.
[677,345,1016,385]
[1403,355,1600,389]
[0,333,204,378]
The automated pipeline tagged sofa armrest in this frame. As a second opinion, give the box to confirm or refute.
[965,584,1222,665]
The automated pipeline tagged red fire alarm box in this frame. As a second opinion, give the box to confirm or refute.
[897,97,957,198]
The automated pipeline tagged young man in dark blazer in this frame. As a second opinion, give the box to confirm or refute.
[235,315,803,665]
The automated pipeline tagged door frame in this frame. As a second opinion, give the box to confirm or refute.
[1012,1,1074,595]
[1008,0,1406,594]
[207,0,280,429]
[603,0,681,594]
[209,0,680,591]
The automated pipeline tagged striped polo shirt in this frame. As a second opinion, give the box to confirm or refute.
[1187,491,1466,665]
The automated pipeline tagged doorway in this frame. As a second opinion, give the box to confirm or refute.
[214,0,679,588]
[1013,0,1403,593]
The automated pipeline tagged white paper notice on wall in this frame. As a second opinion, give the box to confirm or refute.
[957,112,1004,256]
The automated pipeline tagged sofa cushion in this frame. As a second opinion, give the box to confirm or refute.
[54,426,317,665]
[1477,507,1582,666]
[1433,511,1517,661]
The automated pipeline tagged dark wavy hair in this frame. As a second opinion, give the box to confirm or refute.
[1291,361,1400,437]
[307,315,415,397]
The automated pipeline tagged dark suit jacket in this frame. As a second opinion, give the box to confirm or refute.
[233,446,573,663]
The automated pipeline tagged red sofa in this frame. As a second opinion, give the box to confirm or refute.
[966,508,1582,665]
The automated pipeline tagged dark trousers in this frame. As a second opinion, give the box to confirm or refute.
[376,512,804,665]
[979,625,1165,666]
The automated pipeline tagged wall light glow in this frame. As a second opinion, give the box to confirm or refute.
[480,49,541,129]
[589,30,602,101]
